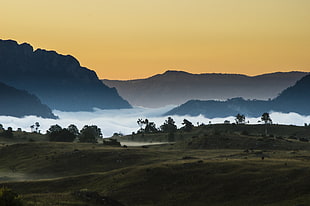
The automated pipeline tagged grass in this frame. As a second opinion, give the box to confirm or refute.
[1,124,310,205]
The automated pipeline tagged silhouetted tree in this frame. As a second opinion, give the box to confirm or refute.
[68,124,79,136]
[35,122,40,133]
[30,125,35,132]
[261,112,272,124]
[235,114,245,124]
[79,125,102,143]
[48,124,76,142]
[137,119,144,131]
[261,112,272,136]
[160,117,177,133]
[49,129,76,142]
[181,119,194,132]
[47,124,62,133]
[137,118,158,133]
[145,122,158,133]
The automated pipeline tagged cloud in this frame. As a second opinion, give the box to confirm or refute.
[1,107,310,137]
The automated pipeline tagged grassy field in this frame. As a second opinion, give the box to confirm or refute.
[1,124,310,205]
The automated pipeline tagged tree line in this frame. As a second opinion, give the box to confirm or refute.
[47,124,102,143]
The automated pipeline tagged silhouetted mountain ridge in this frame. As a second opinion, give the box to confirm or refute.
[0,81,57,118]
[0,39,131,111]
[166,74,310,117]
[103,70,308,108]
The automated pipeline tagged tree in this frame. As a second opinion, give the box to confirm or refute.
[261,112,272,124]
[160,117,177,133]
[261,112,272,137]
[35,122,40,133]
[30,125,35,132]
[235,114,245,124]
[145,122,158,133]
[47,125,76,142]
[137,119,144,131]
[68,124,80,136]
[181,119,194,132]
[79,125,102,143]
[49,129,76,142]
[47,124,62,133]
[137,118,158,133]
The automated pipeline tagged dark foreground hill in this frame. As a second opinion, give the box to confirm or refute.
[0,81,57,118]
[1,124,310,205]
[166,74,310,118]
[103,70,308,108]
[0,39,131,111]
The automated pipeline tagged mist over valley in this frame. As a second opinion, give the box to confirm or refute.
[1,107,310,137]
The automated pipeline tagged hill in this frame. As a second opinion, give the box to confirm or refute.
[0,39,131,111]
[273,74,310,114]
[102,70,308,108]
[0,81,57,118]
[166,74,310,117]
[1,124,310,205]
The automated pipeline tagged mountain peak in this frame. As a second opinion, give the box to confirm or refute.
[163,70,192,75]
[0,39,131,111]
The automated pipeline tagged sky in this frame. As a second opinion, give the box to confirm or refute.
[1,0,310,80]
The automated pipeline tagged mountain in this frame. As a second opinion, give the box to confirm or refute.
[273,74,310,114]
[0,39,131,111]
[102,70,308,108]
[165,98,272,118]
[166,74,310,118]
[0,81,57,118]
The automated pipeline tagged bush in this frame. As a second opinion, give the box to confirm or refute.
[0,187,23,206]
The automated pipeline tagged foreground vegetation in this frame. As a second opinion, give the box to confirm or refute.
[1,124,310,205]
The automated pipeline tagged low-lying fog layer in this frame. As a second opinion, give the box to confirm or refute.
[1,106,310,137]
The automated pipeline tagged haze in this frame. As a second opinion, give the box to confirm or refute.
[1,108,310,137]
[1,0,310,80]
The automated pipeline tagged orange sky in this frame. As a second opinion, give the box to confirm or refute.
[1,0,310,80]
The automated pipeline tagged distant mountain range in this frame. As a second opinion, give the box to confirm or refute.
[0,81,57,118]
[0,39,131,111]
[103,70,308,108]
[166,74,310,118]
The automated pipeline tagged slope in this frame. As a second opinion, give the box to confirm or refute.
[0,39,131,111]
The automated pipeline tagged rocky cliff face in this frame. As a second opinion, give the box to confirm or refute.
[103,70,308,108]
[0,39,131,111]
[0,81,57,118]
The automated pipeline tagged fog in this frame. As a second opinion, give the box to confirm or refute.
[1,106,310,137]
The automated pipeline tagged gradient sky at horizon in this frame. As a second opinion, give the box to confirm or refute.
[1,0,310,80]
